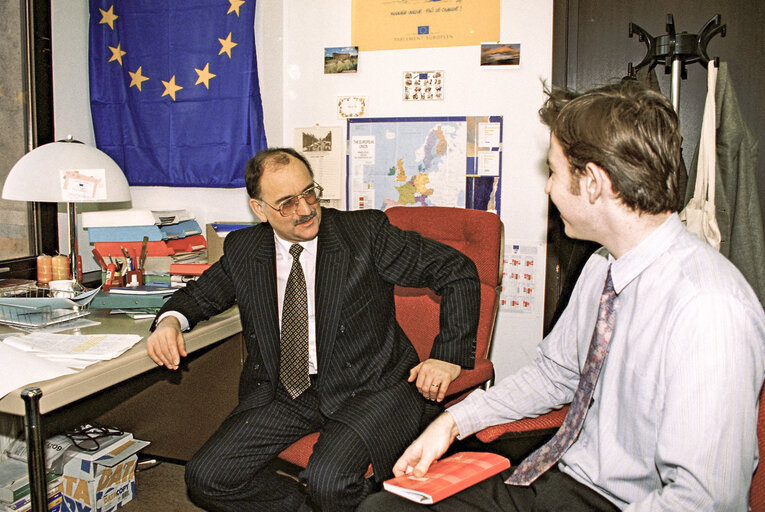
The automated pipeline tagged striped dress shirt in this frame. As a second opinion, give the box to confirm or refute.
[450,213,765,510]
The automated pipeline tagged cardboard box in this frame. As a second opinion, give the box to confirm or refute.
[206,224,225,264]
[206,222,258,264]
[60,434,149,512]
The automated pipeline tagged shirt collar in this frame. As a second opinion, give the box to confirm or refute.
[608,213,683,295]
[273,232,318,259]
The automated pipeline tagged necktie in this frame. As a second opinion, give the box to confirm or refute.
[280,244,310,399]
[506,268,617,486]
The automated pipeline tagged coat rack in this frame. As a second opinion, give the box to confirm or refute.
[627,14,726,112]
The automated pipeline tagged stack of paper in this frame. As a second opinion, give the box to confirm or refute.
[0,333,143,399]
[3,333,142,370]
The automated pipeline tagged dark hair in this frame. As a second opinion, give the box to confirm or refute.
[244,148,314,199]
[539,81,682,214]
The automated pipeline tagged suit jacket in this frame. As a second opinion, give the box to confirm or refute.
[685,62,765,307]
[157,207,480,475]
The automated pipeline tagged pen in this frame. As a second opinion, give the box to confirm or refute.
[139,236,149,270]
[120,247,132,271]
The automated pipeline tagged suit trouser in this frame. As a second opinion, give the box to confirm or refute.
[185,381,374,512]
[358,465,620,512]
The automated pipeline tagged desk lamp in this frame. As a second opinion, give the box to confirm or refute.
[2,138,131,283]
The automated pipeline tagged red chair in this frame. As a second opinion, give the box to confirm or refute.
[476,387,765,510]
[278,206,504,474]
[475,406,568,445]
[749,385,765,511]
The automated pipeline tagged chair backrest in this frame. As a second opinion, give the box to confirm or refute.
[385,206,503,362]
[751,384,765,511]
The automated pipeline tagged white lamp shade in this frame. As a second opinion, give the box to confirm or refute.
[2,141,131,203]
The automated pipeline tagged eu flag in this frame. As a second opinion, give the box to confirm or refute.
[89,0,267,187]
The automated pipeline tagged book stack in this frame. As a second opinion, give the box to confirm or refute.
[0,459,63,512]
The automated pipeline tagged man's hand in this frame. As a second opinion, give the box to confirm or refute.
[146,316,187,370]
[393,412,459,477]
[409,358,462,402]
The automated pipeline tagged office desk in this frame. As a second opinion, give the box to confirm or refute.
[0,307,243,508]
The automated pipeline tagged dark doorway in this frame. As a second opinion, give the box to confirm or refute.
[544,0,765,333]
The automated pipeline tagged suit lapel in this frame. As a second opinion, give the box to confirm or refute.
[315,210,349,374]
[247,226,280,381]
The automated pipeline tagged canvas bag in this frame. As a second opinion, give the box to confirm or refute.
[680,61,721,250]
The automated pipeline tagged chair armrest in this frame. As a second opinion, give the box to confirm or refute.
[475,406,569,443]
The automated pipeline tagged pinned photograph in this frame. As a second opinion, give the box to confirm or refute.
[324,46,358,74]
[480,43,521,67]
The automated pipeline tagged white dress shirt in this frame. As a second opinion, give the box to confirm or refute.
[159,233,319,373]
[273,233,318,374]
[449,214,765,511]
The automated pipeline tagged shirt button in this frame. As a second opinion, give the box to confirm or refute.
[345,362,352,368]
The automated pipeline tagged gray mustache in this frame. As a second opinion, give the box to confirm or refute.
[294,209,317,226]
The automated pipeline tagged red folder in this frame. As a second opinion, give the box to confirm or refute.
[169,263,212,276]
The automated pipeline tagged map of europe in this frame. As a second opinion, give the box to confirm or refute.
[350,120,467,210]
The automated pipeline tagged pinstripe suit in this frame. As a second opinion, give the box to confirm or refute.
[157,207,480,511]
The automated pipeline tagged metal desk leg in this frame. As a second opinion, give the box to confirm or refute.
[22,387,47,511]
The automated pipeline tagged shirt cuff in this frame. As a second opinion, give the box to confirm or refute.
[156,311,190,332]
[447,388,487,439]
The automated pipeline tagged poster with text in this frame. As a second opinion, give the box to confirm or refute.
[351,0,499,51]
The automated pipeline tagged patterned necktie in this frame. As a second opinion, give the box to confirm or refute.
[280,244,310,399]
[506,268,617,486]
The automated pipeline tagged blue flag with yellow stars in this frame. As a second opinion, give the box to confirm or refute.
[89,0,267,187]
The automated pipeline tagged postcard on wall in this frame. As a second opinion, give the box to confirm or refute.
[351,0,499,51]
[403,71,443,101]
[294,126,344,201]
[338,96,367,119]
[480,43,521,67]
[324,46,358,74]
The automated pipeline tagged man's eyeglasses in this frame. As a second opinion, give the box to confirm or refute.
[65,423,124,452]
[261,183,323,217]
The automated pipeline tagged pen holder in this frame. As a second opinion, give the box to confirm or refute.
[102,271,125,290]
[125,269,144,287]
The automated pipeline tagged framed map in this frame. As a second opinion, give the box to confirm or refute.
[346,116,502,213]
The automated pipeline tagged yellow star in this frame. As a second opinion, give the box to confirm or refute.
[218,32,238,59]
[227,0,245,16]
[107,42,126,65]
[161,76,184,101]
[99,5,118,30]
[128,66,150,91]
[194,63,217,89]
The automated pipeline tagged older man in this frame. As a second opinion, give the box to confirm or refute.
[146,147,480,511]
